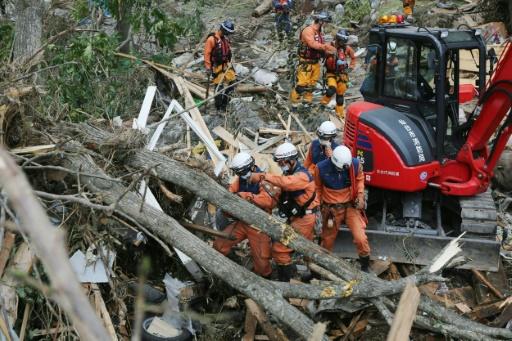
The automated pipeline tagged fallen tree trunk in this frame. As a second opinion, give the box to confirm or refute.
[69,124,512,340]
[61,145,325,341]
[252,0,272,17]
[0,149,110,341]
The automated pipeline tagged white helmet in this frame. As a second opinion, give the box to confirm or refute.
[331,146,353,169]
[273,142,298,162]
[230,152,254,175]
[317,121,337,139]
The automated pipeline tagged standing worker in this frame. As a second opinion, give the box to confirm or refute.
[204,20,237,112]
[320,29,356,119]
[290,11,336,110]
[402,0,415,21]
[213,152,279,278]
[304,121,339,175]
[250,142,320,281]
[314,146,371,272]
[273,0,293,44]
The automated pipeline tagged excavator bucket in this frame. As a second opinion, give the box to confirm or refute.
[333,228,501,272]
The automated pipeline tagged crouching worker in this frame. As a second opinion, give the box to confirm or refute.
[314,146,371,272]
[213,152,279,278]
[250,142,320,281]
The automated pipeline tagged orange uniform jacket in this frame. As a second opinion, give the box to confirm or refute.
[343,45,357,69]
[262,171,320,210]
[204,31,226,70]
[314,164,364,204]
[229,177,276,213]
[301,25,331,53]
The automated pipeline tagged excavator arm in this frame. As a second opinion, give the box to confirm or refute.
[442,39,512,195]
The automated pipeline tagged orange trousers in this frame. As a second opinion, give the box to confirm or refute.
[321,205,370,256]
[272,213,316,265]
[213,221,272,277]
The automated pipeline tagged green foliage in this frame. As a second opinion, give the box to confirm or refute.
[44,32,147,122]
[0,23,14,63]
[340,0,372,26]
[71,0,90,22]
[106,0,204,49]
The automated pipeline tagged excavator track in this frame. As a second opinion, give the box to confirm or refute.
[459,189,498,236]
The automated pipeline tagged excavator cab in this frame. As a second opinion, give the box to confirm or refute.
[360,25,486,159]
[335,24,509,271]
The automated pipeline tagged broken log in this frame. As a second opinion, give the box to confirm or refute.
[62,146,326,341]
[236,85,268,94]
[252,0,272,17]
[245,299,289,341]
[471,268,505,299]
[69,124,512,340]
[0,232,15,277]
[180,220,236,240]
[0,148,110,341]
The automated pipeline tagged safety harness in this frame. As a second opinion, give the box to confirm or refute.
[325,46,348,74]
[297,27,324,61]
[278,165,317,219]
[207,33,232,67]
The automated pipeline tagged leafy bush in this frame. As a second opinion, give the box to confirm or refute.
[43,32,148,122]
[340,0,372,25]
[0,23,14,63]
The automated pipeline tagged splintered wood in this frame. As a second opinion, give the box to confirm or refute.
[386,283,420,341]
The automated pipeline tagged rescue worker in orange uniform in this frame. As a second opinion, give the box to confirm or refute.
[402,0,415,20]
[290,12,336,108]
[213,152,278,278]
[314,146,371,272]
[273,0,293,42]
[250,142,320,281]
[204,20,237,112]
[304,121,339,175]
[320,29,356,119]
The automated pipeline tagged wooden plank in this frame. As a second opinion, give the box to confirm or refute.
[472,268,505,299]
[469,298,510,320]
[91,283,118,341]
[10,144,56,155]
[213,126,239,148]
[252,135,285,154]
[370,259,391,276]
[455,302,472,314]
[132,86,157,129]
[386,283,420,341]
[0,232,15,277]
[307,322,326,341]
[237,134,259,150]
[245,299,289,341]
[492,299,512,327]
[242,306,258,341]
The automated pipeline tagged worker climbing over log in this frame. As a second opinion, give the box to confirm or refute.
[304,121,339,175]
[290,11,336,111]
[213,152,279,278]
[320,29,356,119]
[314,146,371,272]
[203,19,237,112]
[273,0,293,45]
[250,142,320,281]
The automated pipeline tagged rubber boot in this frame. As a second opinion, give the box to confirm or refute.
[359,255,370,273]
[336,105,345,120]
[276,264,297,282]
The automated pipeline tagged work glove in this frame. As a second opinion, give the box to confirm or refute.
[347,81,353,88]
[249,172,265,184]
[353,194,365,210]
[325,45,337,55]
[346,67,353,73]
[324,146,333,158]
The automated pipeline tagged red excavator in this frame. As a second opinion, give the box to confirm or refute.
[335,22,512,271]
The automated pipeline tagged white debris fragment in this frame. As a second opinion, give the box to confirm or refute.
[252,67,278,86]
